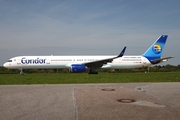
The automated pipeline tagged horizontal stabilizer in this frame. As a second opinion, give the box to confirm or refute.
[151,56,174,63]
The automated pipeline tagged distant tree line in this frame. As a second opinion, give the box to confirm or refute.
[0,64,180,74]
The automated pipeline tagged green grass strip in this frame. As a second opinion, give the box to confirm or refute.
[0,72,180,85]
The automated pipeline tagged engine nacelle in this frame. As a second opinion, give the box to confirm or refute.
[70,64,87,73]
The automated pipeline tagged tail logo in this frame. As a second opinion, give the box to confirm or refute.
[152,44,162,54]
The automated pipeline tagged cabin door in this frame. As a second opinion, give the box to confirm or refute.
[17,59,21,65]
[46,58,50,64]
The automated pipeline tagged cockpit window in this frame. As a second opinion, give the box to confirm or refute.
[7,60,12,62]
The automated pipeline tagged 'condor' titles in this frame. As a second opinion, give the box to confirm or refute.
[21,57,46,64]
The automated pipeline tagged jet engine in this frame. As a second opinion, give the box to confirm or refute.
[70,64,87,73]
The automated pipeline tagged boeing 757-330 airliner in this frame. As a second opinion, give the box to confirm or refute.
[3,35,173,74]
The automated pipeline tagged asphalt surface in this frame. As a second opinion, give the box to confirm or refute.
[0,83,180,120]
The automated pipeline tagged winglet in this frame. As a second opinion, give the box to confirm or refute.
[117,46,126,58]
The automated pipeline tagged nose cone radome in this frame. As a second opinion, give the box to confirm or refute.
[3,63,8,68]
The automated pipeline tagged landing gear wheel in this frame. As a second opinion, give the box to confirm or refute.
[88,72,98,74]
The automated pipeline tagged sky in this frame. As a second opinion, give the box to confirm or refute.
[0,0,180,66]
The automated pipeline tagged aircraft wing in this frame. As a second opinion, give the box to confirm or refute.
[151,56,174,63]
[84,46,126,68]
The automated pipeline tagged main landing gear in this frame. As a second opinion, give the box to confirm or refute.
[88,68,98,74]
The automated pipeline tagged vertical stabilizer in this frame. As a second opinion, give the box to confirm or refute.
[143,35,168,61]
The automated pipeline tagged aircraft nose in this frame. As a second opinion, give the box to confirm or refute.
[3,63,8,68]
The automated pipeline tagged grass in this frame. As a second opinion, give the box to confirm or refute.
[0,72,180,85]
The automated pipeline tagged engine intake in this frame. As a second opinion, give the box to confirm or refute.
[70,64,87,73]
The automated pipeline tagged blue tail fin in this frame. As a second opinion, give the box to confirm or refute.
[143,35,168,61]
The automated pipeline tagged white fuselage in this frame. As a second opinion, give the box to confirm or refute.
[3,55,151,69]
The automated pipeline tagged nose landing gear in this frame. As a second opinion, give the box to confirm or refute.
[19,68,24,75]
